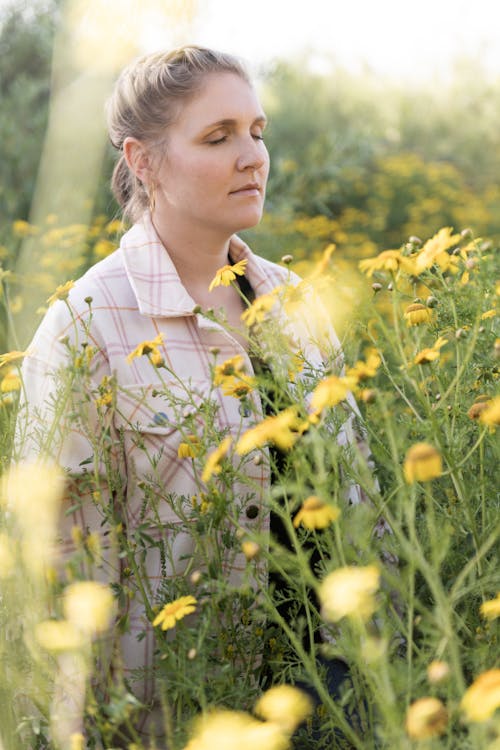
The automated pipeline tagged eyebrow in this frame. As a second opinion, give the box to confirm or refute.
[203,115,268,131]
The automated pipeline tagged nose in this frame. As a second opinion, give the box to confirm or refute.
[236,135,268,172]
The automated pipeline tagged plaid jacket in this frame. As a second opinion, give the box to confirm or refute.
[19,212,354,722]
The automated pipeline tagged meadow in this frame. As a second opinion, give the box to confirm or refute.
[0,5,499,749]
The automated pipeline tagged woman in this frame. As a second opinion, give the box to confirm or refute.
[19,46,366,743]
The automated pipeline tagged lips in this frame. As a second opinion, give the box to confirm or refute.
[230,183,261,194]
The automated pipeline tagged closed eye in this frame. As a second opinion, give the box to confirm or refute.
[208,135,228,145]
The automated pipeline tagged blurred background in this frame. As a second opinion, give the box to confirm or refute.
[1,0,500,346]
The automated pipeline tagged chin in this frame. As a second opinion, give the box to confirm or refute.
[233,208,264,233]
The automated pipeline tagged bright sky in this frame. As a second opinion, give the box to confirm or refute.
[180,0,500,82]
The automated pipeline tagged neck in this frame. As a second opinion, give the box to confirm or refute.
[151,211,232,287]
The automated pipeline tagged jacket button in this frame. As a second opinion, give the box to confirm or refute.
[239,403,252,418]
[245,504,259,519]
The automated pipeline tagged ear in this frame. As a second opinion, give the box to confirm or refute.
[123,137,154,185]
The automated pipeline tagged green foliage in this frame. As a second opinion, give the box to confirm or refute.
[0,1,60,228]
[1,229,499,748]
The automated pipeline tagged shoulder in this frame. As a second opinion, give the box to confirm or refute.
[28,247,130,354]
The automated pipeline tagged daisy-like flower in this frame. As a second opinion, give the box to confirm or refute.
[183,709,288,750]
[208,259,248,292]
[213,355,246,385]
[358,249,411,277]
[405,697,448,739]
[404,303,432,326]
[0,349,30,369]
[201,436,232,482]
[412,227,461,275]
[414,336,448,365]
[126,332,165,365]
[220,373,255,399]
[254,684,314,734]
[152,595,197,630]
[480,593,500,621]
[46,280,75,305]
[241,291,277,327]
[403,443,442,483]
[1,368,21,393]
[178,435,201,459]
[318,565,380,623]
[478,395,500,429]
[293,496,340,530]
[63,581,115,636]
[481,308,497,320]
[35,619,85,652]
[310,374,354,416]
[467,394,492,421]
[346,348,381,382]
[461,669,500,722]
[236,408,306,455]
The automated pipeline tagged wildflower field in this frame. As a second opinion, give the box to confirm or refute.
[0,220,499,749]
[1,4,500,747]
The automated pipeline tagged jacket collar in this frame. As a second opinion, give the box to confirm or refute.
[121,212,274,318]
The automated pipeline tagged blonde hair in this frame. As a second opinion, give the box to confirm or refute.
[106,46,251,223]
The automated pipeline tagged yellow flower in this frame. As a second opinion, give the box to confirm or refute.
[201,436,232,482]
[153,595,197,630]
[461,669,500,722]
[12,219,38,237]
[178,435,200,459]
[126,332,165,365]
[1,368,21,393]
[482,308,497,320]
[213,354,246,384]
[254,684,314,734]
[93,238,115,258]
[414,336,448,365]
[405,697,448,739]
[236,408,305,455]
[242,540,260,561]
[404,303,432,326]
[358,249,411,277]
[412,227,461,275]
[46,280,75,305]
[479,396,500,429]
[310,375,354,416]
[35,619,86,652]
[0,349,30,369]
[480,593,500,621]
[2,464,65,575]
[468,394,492,421]
[427,660,450,684]
[63,581,115,635]
[293,496,340,530]
[69,733,85,750]
[220,373,255,399]
[241,291,277,327]
[209,259,248,291]
[318,565,380,622]
[346,348,381,382]
[403,443,442,483]
[183,709,288,750]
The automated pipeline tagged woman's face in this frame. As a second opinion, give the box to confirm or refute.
[153,72,270,238]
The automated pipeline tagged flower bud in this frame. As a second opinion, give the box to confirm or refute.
[281,254,293,265]
[371,283,382,293]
